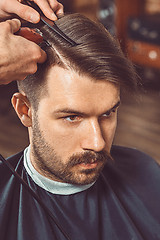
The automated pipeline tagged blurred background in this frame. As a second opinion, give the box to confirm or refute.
[0,0,160,162]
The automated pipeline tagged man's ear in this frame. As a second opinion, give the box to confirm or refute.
[12,93,32,127]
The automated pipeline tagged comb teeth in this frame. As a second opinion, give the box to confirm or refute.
[35,28,43,36]
[40,18,77,47]
[23,0,77,47]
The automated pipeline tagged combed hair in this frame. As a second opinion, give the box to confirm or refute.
[18,13,139,108]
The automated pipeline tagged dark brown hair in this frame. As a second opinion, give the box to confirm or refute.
[18,13,139,108]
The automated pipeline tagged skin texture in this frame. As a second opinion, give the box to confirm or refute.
[0,0,63,22]
[0,0,63,85]
[0,19,47,84]
[12,66,120,185]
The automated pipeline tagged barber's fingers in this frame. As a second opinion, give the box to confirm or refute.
[21,40,47,64]
[3,18,21,33]
[48,0,64,18]
[0,0,64,23]
[37,48,47,63]
[34,0,64,21]
[5,0,40,23]
[8,21,47,64]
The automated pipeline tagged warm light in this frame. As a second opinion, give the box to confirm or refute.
[148,50,158,60]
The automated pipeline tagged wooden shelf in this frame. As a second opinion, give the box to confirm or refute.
[71,0,99,21]
[115,0,160,69]
[127,39,160,68]
[115,0,145,50]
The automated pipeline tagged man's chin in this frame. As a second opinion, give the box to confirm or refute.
[66,164,105,185]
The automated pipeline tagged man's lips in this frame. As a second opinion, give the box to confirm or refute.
[78,161,98,169]
[68,150,109,169]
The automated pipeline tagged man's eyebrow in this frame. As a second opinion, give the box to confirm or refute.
[53,109,87,116]
[53,100,121,116]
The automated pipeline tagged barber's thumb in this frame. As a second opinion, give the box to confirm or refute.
[7,18,21,33]
[38,49,47,64]
[8,19,21,34]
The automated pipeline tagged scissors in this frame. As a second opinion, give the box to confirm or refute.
[17,0,77,46]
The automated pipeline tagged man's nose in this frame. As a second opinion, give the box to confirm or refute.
[80,119,106,152]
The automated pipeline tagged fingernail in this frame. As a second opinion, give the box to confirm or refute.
[52,13,57,21]
[29,14,40,23]
[13,18,21,26]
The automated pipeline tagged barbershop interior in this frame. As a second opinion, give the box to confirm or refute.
[0,0,160,163]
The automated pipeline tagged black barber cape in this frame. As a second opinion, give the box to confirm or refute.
[0,145,160,240]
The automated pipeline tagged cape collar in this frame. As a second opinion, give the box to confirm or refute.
[24,146,95,195]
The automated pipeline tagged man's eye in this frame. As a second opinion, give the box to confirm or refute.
[64,115,81,122]
[102,113,111,118]
[102,109,116,118]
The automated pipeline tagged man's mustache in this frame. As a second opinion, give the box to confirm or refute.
[67,150,113,167]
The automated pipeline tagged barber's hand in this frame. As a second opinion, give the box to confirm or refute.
[0,0,64,22]
[0,19,47,85]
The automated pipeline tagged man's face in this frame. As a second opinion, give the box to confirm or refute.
[30,66,120,185]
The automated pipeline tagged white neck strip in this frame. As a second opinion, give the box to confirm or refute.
[23,146,95,195]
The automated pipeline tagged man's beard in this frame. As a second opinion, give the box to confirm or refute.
[31,117,113,185]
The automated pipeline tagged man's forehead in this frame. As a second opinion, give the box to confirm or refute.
[41,66,120,116]
[46,65,120,93]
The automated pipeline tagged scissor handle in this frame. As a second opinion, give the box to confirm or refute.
[16,27,43,44]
